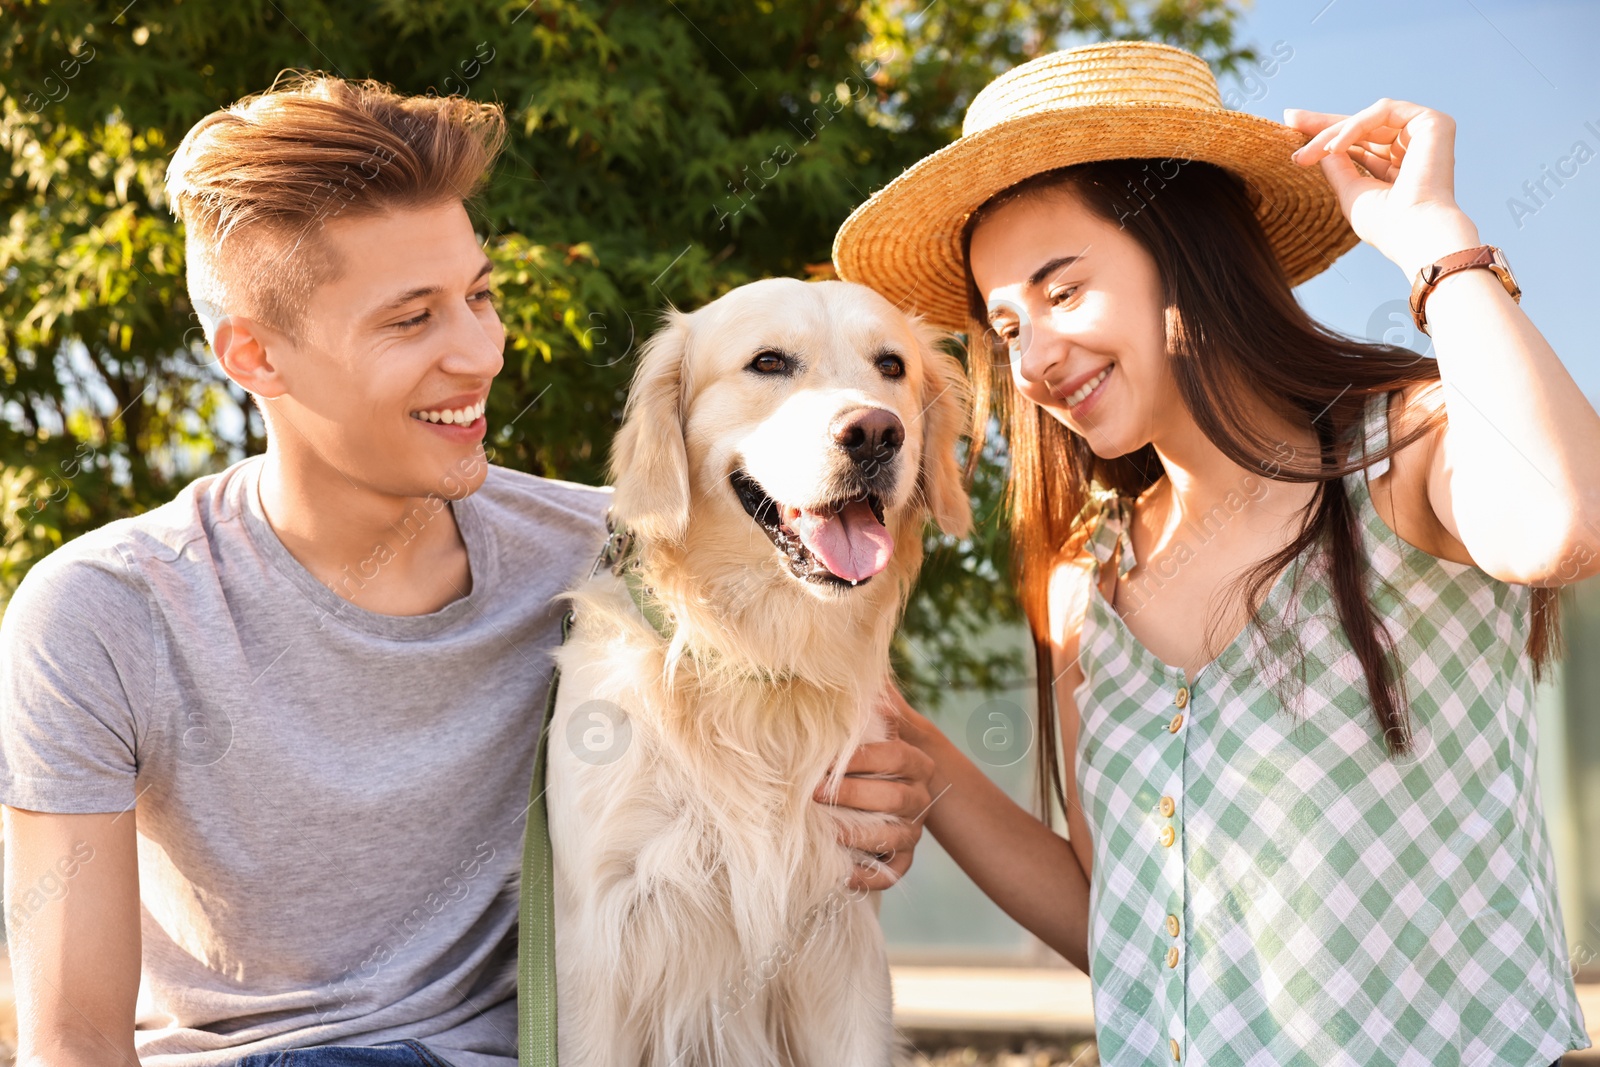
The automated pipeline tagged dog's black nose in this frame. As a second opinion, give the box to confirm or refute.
[831,408,904,467]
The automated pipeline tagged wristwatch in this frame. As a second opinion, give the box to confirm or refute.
[1408,244,1521,336]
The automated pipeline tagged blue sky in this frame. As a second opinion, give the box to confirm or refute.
[1224,0,1599,403]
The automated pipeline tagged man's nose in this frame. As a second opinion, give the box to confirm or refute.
[443,311,505,378]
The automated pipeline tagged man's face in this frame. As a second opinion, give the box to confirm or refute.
[255,199,505,499]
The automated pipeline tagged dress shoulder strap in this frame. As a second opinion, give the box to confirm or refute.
[1080,487,1137,580]
[1351,389,1395,478]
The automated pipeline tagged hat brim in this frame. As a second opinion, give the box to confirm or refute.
[832,102,1362,333]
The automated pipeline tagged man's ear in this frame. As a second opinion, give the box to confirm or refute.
[214,315,288,400]
[609,309,693,545]
[912,321,973,539]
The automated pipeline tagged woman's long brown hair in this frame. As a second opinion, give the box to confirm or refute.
[958,159,1564,824]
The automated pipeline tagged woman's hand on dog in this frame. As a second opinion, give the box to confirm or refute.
[812,687,939,891]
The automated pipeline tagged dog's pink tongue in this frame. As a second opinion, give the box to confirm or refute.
[789,500,894,582]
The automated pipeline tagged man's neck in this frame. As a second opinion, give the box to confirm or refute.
[255,451,475,616]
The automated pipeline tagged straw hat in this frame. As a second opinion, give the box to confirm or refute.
[831,40,1362,332]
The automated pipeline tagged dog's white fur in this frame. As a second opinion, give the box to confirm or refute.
[546,278,970,1066]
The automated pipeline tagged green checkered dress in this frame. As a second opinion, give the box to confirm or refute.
[1072,388,1591,1066]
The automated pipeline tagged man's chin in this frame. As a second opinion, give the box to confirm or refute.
[367,446,489,504]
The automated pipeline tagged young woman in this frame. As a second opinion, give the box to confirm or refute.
[831,41,1598,1066]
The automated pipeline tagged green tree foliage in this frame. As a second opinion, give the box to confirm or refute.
[0,0,1250,705]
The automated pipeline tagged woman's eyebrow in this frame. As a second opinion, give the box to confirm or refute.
[1027,253,1085,288]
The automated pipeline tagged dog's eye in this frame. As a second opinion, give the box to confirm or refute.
[748,350,791,375]
[875,353,905,379]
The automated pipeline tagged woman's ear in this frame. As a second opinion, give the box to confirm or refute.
[609,309,693,544]
[912,320,973,539]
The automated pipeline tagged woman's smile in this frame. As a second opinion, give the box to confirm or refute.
[1055,363,1113,415]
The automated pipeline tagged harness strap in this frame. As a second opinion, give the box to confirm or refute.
[517,607,570,1067]
[517,511,667,1065]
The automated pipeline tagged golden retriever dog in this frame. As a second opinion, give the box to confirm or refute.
[545,277,971,1066]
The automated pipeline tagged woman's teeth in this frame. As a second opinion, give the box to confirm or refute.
[1063,366,1111,407]
[410,399,486,425]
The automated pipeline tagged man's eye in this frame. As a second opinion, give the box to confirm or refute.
[470,288,496,305]
[748,350,791,375]
[395,310,430,328]
[875,353,905,379]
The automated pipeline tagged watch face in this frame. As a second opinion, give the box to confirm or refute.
[1488,247,1521,300]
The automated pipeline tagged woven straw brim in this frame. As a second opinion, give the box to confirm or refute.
[832,102,1361,333]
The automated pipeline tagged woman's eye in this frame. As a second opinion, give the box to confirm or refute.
[748,350,791,375]
[875,353,905,379]
[470,288,496,305]
[1049,285,1080,305]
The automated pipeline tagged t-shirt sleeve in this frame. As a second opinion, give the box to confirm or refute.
[0,546,155,813]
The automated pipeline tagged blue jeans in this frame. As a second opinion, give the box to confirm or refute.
[235,1039,456,1067]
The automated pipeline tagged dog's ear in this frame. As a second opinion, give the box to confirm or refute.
[609,309,693,544]
[912,321,973,539]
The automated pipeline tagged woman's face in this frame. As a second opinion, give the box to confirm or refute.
[968,187,1175,457]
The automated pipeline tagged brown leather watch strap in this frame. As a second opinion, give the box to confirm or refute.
[1408,244,1521,336]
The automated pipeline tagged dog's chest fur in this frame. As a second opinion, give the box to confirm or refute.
[545,575,898,1066]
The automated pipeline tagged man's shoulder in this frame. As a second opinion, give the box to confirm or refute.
[472,464,612,530]
[5,460,250,622]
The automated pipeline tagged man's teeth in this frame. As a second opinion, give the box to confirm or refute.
[1064,366,1111,407]
[410,399,486,425]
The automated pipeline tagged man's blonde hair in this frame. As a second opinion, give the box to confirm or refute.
[165,72,507,343]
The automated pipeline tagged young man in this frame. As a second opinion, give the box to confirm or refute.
[0,75,933,1067]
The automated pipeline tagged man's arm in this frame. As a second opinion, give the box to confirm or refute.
[5,807,140,1067]
[0,548,154,1064]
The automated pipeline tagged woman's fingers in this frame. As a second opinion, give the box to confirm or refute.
[1282,107,1347,136]
[1346,145,1400,182]
[1293,98,1429,161]
[1314,140,1381,214]
[840,817,920,890]
[813,737,935,807]
[837,815,921,857]
[820,770,933,822]
[846,850,910,891]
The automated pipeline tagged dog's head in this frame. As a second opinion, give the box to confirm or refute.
[609,278,970,600]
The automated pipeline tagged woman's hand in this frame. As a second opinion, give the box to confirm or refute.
[811,686,939,891]
[1284,100,1483,279]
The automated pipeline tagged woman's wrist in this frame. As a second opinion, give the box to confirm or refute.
[894,700,955,796]
[1392,205,1481,281]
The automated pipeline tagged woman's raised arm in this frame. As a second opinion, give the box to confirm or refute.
[1288,101,1600,586]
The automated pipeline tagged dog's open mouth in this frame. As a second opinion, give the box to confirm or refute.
[730,470,893,588]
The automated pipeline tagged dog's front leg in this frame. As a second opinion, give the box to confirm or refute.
[776,890,896,1067]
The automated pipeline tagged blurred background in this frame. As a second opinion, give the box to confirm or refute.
[2,0,1596,1062]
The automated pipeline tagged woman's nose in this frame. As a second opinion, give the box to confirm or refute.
[1014,322,1067,387]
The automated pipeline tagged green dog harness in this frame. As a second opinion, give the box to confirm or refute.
[517,516,670,1065]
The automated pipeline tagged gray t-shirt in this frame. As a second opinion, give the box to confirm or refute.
[0,454,609,1067]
